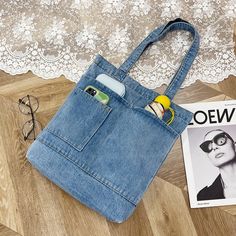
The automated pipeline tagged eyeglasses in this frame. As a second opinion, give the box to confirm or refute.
[18,95,42,141]
[200,132,234,153]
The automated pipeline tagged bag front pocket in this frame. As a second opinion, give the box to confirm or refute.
[133,106,179,136]
[45,86,112,151]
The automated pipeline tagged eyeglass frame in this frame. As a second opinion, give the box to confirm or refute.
[18,94,42,141]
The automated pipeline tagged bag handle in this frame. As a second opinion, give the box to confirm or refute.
[119,18,200,100]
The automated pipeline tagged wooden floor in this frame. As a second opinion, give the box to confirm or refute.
[0,68,236,236]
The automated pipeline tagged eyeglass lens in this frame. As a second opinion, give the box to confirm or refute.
[22,119,42,140]
[19,95,39,115]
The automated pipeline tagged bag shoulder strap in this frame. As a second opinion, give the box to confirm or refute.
[119,18,200,100]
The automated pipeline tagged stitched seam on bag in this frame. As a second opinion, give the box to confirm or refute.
[37,137,137,205]
[45,128,84,151]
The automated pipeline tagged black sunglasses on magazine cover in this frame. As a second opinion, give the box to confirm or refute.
[200,132,234,153]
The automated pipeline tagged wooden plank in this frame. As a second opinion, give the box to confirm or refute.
[143,177,197,236]
[0,223,21,236]
[108,201,154,236]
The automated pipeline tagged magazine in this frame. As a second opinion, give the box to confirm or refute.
[180,100,236,208]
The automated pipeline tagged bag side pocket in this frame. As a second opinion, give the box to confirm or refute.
[45,87,112,151]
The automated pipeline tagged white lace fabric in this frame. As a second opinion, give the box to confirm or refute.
[0,0,235,88]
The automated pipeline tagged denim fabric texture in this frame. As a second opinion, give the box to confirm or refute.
[26,18,200,223]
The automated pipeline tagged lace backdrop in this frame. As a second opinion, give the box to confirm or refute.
[0,0,235,88]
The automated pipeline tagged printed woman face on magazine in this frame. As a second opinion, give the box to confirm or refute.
[200,129,236,168]
[197,129,236,201]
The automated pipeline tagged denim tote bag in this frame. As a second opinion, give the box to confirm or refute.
[26,18,200,223]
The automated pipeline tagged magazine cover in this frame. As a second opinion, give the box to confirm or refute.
[180,100,236,208]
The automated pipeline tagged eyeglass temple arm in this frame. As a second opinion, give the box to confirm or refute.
[27,95,36,140]
[22,95,36,140]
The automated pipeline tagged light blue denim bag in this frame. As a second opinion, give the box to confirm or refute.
[27,18,199,223]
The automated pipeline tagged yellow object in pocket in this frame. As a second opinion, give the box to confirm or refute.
[154,95,171,110]
[145,95,175,125]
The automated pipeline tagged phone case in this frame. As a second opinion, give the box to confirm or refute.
[96,74,125,97]
[84,86,109,105]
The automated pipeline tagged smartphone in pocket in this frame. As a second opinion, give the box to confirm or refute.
[84,86,109,105]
